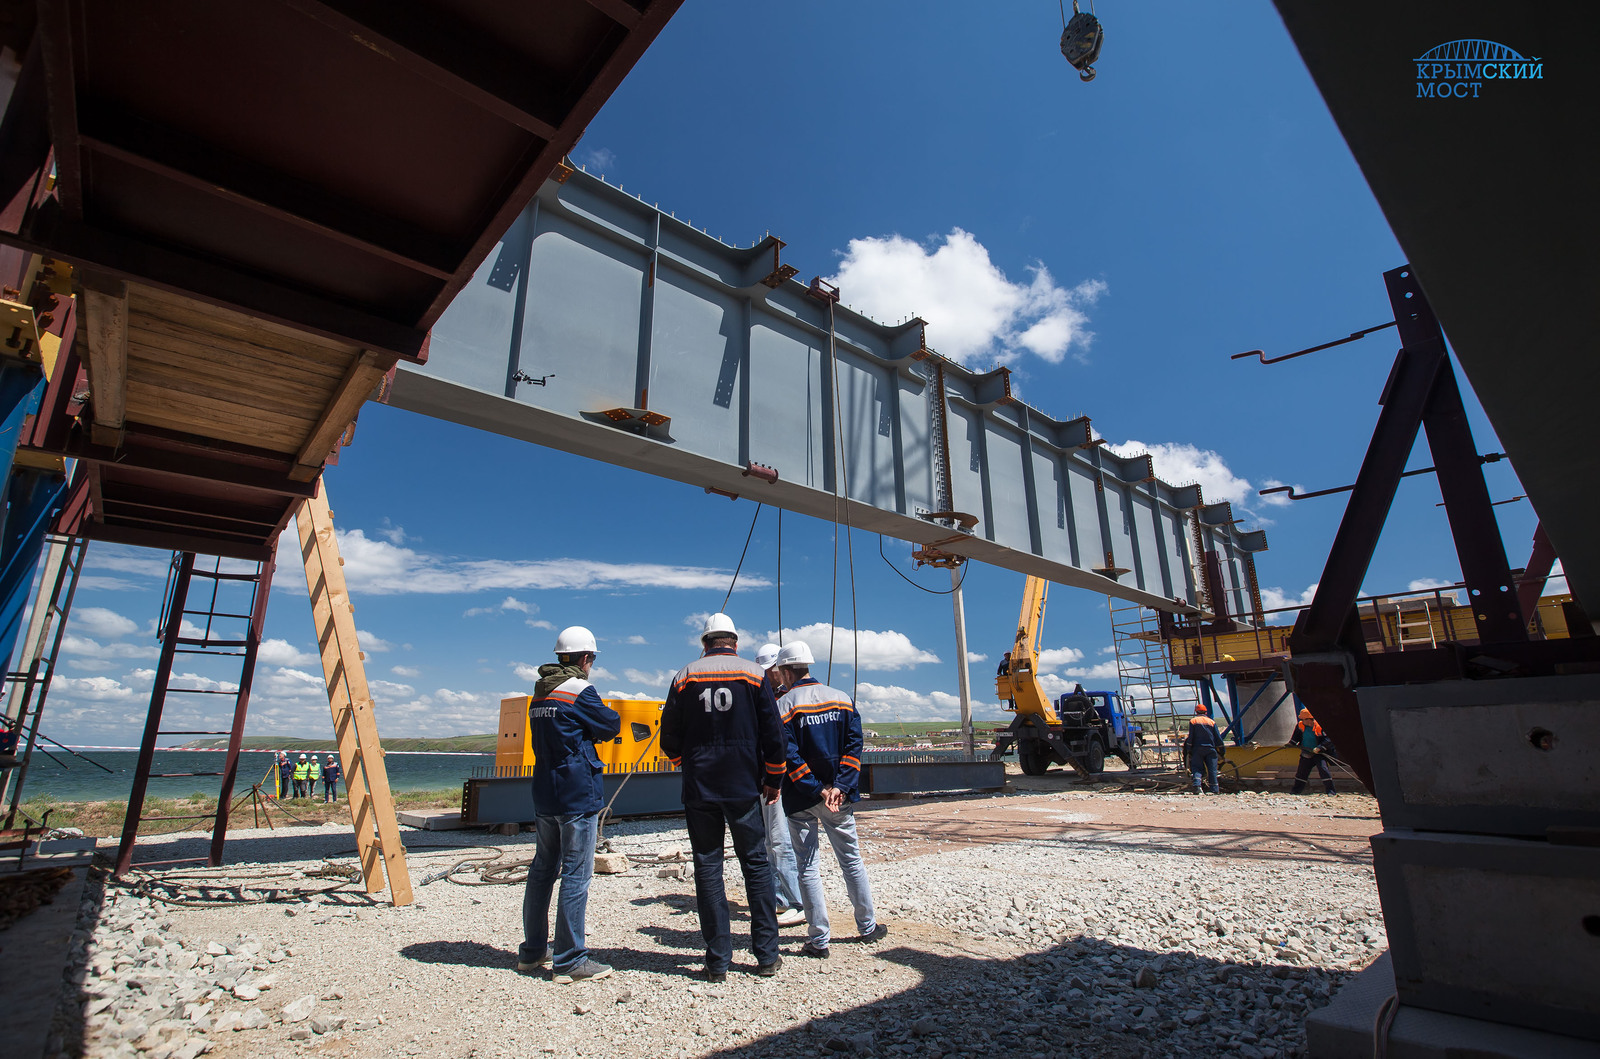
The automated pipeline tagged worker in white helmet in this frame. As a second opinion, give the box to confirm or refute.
[754,642,806,930]
[292,753,310,799]
[660,613,787,982]
[773,640,883,958]
[518,625,621,985]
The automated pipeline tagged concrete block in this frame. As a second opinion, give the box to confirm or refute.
[1372,829,1600,1040]
[1358,674,1600,835]
[1308,952,1600,1059]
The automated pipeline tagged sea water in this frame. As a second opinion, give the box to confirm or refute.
[16,748,492,803]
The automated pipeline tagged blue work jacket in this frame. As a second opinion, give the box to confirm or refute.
[777,676,864,816]
[660,646,786,805]
[1182,714,1225,759]
[530,677,621,816]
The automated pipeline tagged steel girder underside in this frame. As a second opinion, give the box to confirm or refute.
[388,169,1269,615]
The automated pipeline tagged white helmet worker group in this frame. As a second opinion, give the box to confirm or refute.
[553,616,813,668]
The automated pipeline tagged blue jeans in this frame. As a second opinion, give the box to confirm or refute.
[684,799,779,972]
[788,801,876,947]
[520,811,598,973]
[1191,749,1219,794]
[762,796,803,912]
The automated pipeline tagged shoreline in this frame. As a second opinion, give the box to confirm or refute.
[18,787,463,838]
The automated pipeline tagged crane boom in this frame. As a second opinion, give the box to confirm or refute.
[996,575,1061,725]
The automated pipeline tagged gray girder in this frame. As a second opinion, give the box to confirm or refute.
[386,169,1267,615]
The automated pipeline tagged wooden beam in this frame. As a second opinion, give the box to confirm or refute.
[79,271,128,447]
[292,351,393,480]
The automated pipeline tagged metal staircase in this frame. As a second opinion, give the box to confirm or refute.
[113,552,274,875]
[1109,599,1203,767]
[0,534,87,823]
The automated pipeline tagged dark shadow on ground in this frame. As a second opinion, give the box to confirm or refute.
[399,939,517,969]
[692,934,1344,1059]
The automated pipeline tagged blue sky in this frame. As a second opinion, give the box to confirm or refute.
[45,2,1542,745]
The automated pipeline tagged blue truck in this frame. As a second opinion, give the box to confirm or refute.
[994,685,1146,777]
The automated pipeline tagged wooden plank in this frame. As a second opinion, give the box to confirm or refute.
[296,501,385,895]
[124,380,314,452]
[292,351,393,480]
[80,272,128,447]
[127,312,352,380]
[129,284,359,363]
[127,346,339,419]
[296,488,412,905]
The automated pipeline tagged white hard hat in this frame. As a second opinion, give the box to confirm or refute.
[777,641,814,667]
[701,613,737,640]
[299,754,307,760]
[755,643,781,670]
[553,626,598,654]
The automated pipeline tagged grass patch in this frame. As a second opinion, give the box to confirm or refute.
[18,788,463,838]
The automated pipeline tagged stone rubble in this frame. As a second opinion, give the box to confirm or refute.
[39,791,1383,1058]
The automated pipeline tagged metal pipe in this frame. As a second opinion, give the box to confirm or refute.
[951,565,974,758]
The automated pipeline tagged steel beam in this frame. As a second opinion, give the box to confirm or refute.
[389,170,1267,613]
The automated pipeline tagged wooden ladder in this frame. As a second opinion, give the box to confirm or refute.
[296,488,412,905]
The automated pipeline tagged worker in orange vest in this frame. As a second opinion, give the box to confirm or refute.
[1182,703,1225,795]
[1286,707,1336,795]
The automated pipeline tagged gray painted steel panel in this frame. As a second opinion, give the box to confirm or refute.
[1358,676,1600,836]
[862,760,1006,795]
[1372,830,1600,1041]
[392,169,1267,613]
[465,772,685,824]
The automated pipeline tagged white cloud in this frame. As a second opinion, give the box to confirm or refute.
[53,675,141,701]
[770,623,939,671]
[376,519,408,545]
[826,228,1104,365]
[965,651,988,663]
[1098,645,1117,655]
[432,688,487,707]
[335,529,767,596]
[466,596,536,618]
[1105,440,1258,507]
[590,666,615,682]
[1260,582,1318,615]
[356,630,393,653]
[512,662,541,683]
[575,146,617,174]
[623,668,675,689]
[604,690,662,701]
[72,607,139,640]
[60,634,157,662]
[1407,577,1455,591]
[84,547,171,582]
[391,665,421,678]
[526,619,556,630]
[1037,646,1085,672]
[257,638,319,668]
[854,682,1008,723]
[625,635,649,645]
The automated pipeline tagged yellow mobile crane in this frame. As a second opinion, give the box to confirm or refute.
[990,576,1145,776]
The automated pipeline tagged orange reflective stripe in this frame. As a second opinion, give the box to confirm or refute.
[764,762,786,774]
[840,756,860,770]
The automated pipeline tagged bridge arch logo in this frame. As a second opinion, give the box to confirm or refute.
[1414,39,1542,99]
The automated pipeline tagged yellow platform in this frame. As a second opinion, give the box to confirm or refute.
[497,695,670,774]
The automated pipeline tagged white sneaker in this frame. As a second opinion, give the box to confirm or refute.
[776,907,806,928]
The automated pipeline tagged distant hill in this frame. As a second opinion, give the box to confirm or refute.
[180,734,498,753]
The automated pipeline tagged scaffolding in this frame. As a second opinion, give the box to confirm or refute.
[1109,599,1203,768]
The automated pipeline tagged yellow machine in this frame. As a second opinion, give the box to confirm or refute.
[994,575,1060,725]
[496,695,671,775]
[991,576,1144,776]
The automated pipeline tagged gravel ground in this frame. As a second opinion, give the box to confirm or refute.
[43,787,1384,1059]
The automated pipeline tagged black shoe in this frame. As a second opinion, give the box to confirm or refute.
[855,923,888,943]
[702,967,727,983]
[753,955,782,977]
[800,942,829,959]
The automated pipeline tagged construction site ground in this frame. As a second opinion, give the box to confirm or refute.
[44,770,1384,1059]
